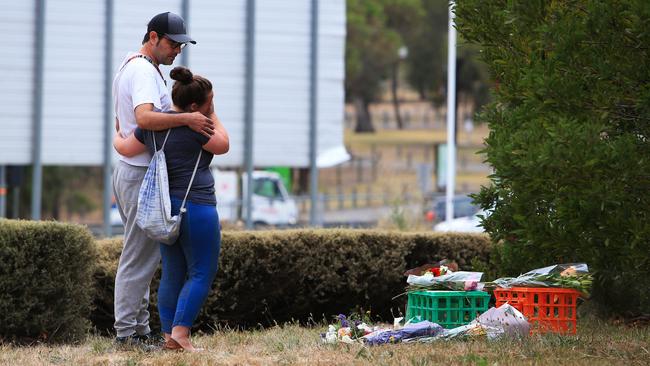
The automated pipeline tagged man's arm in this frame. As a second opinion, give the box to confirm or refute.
[134,103,215,137]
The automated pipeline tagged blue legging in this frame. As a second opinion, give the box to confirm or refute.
[158,197,221,334]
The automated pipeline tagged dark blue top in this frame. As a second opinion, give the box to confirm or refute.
[134,115,216,205]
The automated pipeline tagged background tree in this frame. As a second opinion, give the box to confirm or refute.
[345,0,490,132]
[18,166,99,220]
[382,0,425,129]
[456,0,650,316]
[404,1,491,110]
[403,0,447,103]
[346,0,401,132]
[456,45,491,112]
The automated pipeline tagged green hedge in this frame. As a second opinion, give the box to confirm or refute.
[0,219,97,342]
[0,221,492,340]
[92,230,492,332]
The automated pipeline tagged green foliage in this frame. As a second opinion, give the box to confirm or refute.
[346,0,410,131]
[0,219,97,342]
[403,0,447,100]
[345,0,491,132]
[346,0,401,102]
[1,224,492,338]
[388,199,408,230]
[91,239,151,334]
[401,1,491,109]
[15,166,101,220]
[455,0,650,315]
[456,45,492,110]
[93,230,492,331]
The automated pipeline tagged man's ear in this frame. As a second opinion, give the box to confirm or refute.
[189,103,199,112]
[149,31,159,45]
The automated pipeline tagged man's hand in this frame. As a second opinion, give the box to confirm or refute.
[185,112,215,138]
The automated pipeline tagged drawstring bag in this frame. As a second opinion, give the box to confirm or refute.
[136,130,202,244]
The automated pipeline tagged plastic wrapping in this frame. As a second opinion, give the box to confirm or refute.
[405,303,529,342]
[474,303,529,337]
[407,271,484,291]
[362,321,445,345]
[492,263,592,296]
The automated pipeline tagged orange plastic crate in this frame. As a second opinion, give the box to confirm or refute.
[493,287,580,334]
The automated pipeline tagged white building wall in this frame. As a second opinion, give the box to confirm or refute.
[317,0,346,160]
[252,0,311,167]
[41,0,106,165]
[190,0,246,168]
[0,1,35,164]
[1,0,346,168]
[113,0,183,83]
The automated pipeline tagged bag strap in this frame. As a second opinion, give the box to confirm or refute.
[151,127,202,213]
[151,129,171,152]
[121,54,167,86]
[179,150,203,213]
[114,53,167,129]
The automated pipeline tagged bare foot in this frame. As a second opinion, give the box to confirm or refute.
[163,337,183,351]
[171,326,204,352]
[170,337,204,352]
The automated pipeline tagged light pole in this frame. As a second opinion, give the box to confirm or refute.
[392,46,408,129]
[445,1,457,223]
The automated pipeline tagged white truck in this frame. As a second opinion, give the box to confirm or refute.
[212,169,298,226]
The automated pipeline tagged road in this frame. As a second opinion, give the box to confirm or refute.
[89,204,423,236]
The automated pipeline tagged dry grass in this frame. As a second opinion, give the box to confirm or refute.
[2,317,648,365]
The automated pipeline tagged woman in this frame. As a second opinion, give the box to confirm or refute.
[114,66,229,352]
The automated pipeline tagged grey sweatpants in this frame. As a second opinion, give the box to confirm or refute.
[112,160,161,337]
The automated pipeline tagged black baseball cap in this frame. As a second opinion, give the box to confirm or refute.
[147,12,196,45]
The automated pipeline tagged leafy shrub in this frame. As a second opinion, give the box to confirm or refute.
[91,238,159,334]
[0,219,97,342]
[455,0,650,315]
[92,230,491,331]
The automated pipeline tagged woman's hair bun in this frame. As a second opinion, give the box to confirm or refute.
[170,66,193,84]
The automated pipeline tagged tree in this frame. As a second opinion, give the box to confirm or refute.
[456,0,650,316]
[404,1,491,110]
[345,1,491,131]
[456,45,491,112]
[383,0,425,129]
[18,166,99,220]
[346,0,400,132]
[404,0,448,102]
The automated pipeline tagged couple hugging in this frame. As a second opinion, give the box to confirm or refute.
[112,11,228,352]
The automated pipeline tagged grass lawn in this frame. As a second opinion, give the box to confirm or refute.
[2,317,648,365]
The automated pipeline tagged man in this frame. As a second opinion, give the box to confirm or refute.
[112,12,213,347]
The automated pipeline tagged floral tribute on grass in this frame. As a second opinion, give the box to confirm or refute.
[321,304,527,345]
[405,267,484,292]
[321,312,377,344]
[392,259,485,299]
[321,262,595,345]
[487,263,593,297]
[321,312,445,346]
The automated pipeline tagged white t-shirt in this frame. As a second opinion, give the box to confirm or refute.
[113,52,172,166]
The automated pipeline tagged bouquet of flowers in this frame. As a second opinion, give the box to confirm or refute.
[489,263,593,297]
[403,261,484,292]
[321,312,377,344]
[321,313,445,345]
[406,270,484,292]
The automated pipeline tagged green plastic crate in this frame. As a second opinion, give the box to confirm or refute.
[406,290,491,328]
